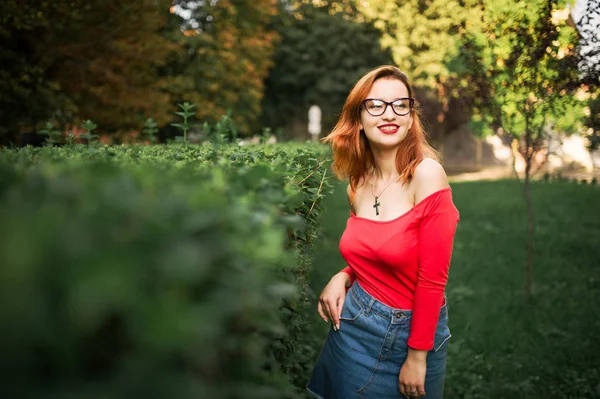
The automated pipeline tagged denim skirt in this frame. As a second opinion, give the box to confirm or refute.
[307,281,451,399]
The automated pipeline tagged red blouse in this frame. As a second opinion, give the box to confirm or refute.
[339,188,459,350]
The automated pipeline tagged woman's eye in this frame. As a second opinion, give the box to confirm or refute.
[393,101,410,112]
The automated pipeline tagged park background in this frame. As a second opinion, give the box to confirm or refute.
[0,0,599,398]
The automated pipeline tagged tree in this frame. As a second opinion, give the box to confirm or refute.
[353,0,484,141]
[0,1,180,145]
[457,0,586,302]
[0,1,78,144]
[260,1,393,139]
[168,0,280,136]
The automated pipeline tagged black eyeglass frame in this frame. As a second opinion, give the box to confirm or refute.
[361,98,415,117]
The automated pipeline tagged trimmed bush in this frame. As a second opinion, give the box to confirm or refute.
[0,143,333,398]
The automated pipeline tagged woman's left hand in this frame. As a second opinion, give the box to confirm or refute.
[398,354,426,398]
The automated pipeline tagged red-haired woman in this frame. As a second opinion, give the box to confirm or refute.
[307,65,459,399]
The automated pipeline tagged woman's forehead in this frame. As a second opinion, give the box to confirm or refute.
[366,78,409,99]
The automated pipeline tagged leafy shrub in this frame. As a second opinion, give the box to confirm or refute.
[0,143,333,398]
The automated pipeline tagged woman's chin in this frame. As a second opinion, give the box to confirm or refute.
[370,135,406,149]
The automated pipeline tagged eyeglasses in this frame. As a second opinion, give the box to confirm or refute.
[362,98,414,117]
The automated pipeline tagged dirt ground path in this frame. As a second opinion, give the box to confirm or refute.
[448,165,600,183]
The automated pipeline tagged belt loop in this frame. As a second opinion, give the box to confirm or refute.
[364,298,375,316]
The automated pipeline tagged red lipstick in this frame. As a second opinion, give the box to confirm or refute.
[378,124,400,134]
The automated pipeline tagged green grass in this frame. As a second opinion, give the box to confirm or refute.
[308,179,600,399]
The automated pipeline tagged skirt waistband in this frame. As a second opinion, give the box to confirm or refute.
[349,281,447,325]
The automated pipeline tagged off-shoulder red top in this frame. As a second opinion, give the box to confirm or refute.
[339,187,459,350]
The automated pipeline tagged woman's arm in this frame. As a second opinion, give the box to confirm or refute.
[316,183,358,329]
[409,158,453,351]
[399,158,457,398]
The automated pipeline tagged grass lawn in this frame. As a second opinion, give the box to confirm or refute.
[308,179,599,399]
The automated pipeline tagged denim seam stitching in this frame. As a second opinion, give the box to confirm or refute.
[370,308,391,320]
[364,297,376,315]
[356,319,395,394]
[341,289,364,321]
[434,333,452,352]
[340,307,363,322]
[350,285,364,308]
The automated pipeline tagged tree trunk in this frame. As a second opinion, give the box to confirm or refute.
[524,114,534,304]
[524,158,534,304]
[511,136,521,182]
[475,138,482,168]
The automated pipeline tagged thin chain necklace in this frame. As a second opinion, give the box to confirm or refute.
[370,171,400,216]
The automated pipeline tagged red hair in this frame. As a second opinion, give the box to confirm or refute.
[322,65,439,193]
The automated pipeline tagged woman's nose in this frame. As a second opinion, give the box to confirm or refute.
[382,105,396,120]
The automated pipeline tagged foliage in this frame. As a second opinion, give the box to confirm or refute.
[458,0,584,141]
[80,120,99,145]
[189,111,240,147]
[39,121,63,146]
[456,0,587,302]
[143,118,159,144]
[355,0,471,89]
[2,0,596,149]
[260,0,393,137]
[0,142,334,398]
[585,94,600,151]
[65,132,76,145]
[351,0,596,142]
[170,102,196,146]
[167,0,280,136]
[0,0,180,145]
[352,0,483,138]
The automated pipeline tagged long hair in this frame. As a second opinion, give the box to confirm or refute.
[322,65,439,194]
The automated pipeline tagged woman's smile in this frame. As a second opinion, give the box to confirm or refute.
[378,124,400,134]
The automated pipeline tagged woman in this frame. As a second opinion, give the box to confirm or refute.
[307,65,459,399]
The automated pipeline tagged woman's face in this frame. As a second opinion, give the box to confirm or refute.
[359,77,413,149]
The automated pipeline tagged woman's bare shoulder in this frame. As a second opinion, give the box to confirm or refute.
[413,158,450,203]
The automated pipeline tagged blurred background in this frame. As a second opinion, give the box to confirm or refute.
[1,0,599,179]
[1,1,600,398]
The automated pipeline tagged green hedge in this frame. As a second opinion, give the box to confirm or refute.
[0,143,333,398]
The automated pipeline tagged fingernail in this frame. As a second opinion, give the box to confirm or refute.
[336,324,340,331]
[332,324,338,331]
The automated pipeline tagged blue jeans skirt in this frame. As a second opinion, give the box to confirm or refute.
[307,281,451,399]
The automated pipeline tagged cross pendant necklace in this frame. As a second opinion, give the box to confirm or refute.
[373,197,381,215]
[370,171,399,216]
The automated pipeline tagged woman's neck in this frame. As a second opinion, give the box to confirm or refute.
[371,152,399,181]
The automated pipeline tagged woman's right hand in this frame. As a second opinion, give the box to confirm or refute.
[318,272,350,331]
